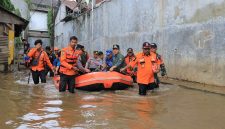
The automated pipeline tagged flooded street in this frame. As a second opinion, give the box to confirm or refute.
[0,72,225,129]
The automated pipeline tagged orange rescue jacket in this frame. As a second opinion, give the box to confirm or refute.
[60,46,81,75]
[129,52,160,84]
[27,48,53,71]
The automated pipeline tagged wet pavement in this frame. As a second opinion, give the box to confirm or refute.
[0,71,225,129]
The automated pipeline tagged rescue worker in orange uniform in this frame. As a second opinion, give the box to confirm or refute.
[59,36,89,93]
[150,43,167,88]
[27,39,54,84]
[121,42,160,95]
[124,48,137,82]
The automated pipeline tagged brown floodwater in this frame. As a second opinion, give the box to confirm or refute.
[0,71,225,129]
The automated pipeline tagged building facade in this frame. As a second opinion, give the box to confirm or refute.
[0,6,28,71]
[28,0,58,48]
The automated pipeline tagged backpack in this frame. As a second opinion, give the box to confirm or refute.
[30,51,43,66]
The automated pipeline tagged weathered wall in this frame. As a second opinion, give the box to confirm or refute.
[29,11,48,31]
[28,10,50,47]
[55,4,76,49]
[55,0,225,86]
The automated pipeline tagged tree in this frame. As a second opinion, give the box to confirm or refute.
[47,9,54,46]
[0,0,15,11]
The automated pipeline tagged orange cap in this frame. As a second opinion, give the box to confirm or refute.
[54,47,59,51]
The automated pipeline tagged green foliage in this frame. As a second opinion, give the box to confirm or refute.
[24,0,31,19]
[14,8,21,16]
[15,37,23,49]
[24,0,32,9]
[47,9,53,43]
[0,0,15,11]
[47,9,53,36]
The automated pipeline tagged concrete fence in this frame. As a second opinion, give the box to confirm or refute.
[55,0,225,86]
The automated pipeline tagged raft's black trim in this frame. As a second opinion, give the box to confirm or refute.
[76,82,133,91]
[110,82,133,90]
[76,83,105,91]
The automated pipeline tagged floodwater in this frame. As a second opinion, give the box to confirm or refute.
[0,71,225,129]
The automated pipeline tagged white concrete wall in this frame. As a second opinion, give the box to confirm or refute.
[55,0,225,86]
[29,11,48,31]
[54,4,77,48]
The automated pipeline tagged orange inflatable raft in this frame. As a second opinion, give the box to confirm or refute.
[53,72,133,91]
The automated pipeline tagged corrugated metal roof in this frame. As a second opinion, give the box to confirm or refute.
[0,6,29,26]
[61,0,78,11]
[31,0,59,7]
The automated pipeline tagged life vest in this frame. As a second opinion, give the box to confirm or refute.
[27,48,53,71]
[129,52,160,84]
[136,53,160,73]
[60,47,80,75]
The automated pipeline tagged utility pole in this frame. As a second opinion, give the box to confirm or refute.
[91,0,95,41]
[51,0,54,48]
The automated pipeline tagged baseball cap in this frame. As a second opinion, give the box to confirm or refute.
[113,44,120,50]
[142,42,151,48]
[127,48,133,53]
[93,51,98,55]
[106,49,112,56]
[151,43,157,48]
[98,51,103,55]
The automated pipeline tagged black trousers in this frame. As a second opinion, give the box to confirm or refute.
[31,70,46,84]
[131,76,137,83]
[138,83,156,95]
[45,66,54,77]
[59,73,75,93]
